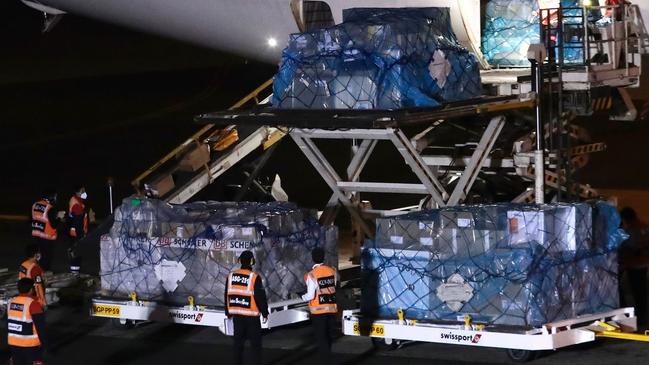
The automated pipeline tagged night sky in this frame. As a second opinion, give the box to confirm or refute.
[0,1,279,216]
[1,0,649,221]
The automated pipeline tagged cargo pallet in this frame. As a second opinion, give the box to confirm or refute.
[342,307,649,362]
[91,295,309,335]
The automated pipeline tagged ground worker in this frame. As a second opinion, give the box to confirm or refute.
[19,245,47,308]
[618,207,649,326]
[7,278,48,365]
[599,0,627,21]
[302,247,338,365]
[31,190,59,272]
[224,250,268,365]
[68,185,89,273]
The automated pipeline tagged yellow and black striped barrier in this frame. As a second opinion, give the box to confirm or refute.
[591,96,613,112]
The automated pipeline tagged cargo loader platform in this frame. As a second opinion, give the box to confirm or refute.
[91,295,309,335]
[342,307,647,362]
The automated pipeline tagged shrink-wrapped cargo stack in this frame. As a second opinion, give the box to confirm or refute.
[362,202,627,327]
[272,7,481,109]
[100,199,337,306]
[482,0,584,67]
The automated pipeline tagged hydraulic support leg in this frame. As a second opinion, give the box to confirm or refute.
[320,139,377,225]
[291,133,374,237]
[447,116,505,205]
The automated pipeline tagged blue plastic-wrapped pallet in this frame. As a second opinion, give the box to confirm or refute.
[482,0,585,67]
[100,199,338,306]
[482,0,540,67]
[272,8,482,109]
[362,202,627,327]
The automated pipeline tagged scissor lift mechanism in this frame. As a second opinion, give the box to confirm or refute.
[290,116,505,236]
[197,94,536,233]
[91,296,309,335]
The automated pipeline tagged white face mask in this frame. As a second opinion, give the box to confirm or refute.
[80,192,88,199]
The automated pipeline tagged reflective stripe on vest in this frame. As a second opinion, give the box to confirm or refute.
[226,269,260,317]
[306,265,338,315]
[7,296,40,347]
[31,200,57,240]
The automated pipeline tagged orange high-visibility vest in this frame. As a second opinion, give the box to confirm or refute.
[68,196,88,238]
[19,260,47,307]
[31,200,57,240]
[7,296,41,347]
[226,269,260,317]
[305,265,337,315]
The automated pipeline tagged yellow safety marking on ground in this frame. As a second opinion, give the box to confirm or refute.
[92,304,121,317]
[352,322,385,337]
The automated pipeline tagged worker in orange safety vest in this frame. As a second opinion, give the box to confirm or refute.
[7,278,48,365]
[619,207,649,325]
[68,185,89,274]
[225,250,269,365]
[302,247,338,365]
[19,245,47,308]
[68,185,88,240]
[31,191,59,271]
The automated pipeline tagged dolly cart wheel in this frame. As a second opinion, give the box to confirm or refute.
[505,349,536,363]
[371,337,399,350]
[111,318,136,329]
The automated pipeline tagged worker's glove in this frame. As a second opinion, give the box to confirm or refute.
[261,316,268,325]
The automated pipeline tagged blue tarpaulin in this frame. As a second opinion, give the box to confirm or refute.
[272,8,482,109]
[362,203,627,327]
[482,0,585,67]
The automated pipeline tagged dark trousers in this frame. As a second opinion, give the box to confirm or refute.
[9,345,43,365]
[68,238,83,274]
[311,313,336,365]
[233,315,262,365]
[34,237,54,272]
[621,268,648,324]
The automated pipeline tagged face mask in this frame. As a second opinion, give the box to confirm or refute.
[80,192,88,199]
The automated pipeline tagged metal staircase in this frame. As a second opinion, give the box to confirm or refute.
[131,79,283,204]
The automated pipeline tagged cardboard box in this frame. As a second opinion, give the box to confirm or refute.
[149,174,175,197]
[178,144,210,172]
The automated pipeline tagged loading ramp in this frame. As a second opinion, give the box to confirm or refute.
[131,79,285,204]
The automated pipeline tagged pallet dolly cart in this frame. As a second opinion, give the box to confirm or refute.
[91,295,309,335]
[342,307,648,362]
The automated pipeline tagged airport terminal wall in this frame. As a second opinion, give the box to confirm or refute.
[272,7,482,109]
[100,199,337,306]
[361,202,627,327]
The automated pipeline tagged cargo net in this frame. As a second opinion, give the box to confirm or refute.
[482,0,584,67]
[272,7,482,110]
[362,202,627,327]
[482,0,540,67]
[100,199,338,307]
